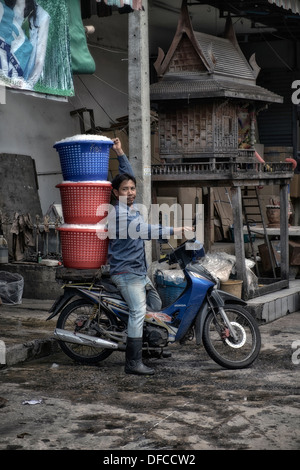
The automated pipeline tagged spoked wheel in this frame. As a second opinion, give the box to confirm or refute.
[56,299,120,364]
[202,304,261,369]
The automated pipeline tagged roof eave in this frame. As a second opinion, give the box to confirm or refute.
[150,88,283,104]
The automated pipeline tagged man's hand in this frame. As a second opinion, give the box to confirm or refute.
[173,226,194,236]
[112,138,124,156]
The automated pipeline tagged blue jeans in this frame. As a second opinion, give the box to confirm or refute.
[111,273,162,338]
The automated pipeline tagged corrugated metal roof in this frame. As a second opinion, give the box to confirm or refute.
[268,0,300,14]
[257,69,296,146]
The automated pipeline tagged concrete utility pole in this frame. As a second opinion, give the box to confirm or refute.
[128,0,152,261]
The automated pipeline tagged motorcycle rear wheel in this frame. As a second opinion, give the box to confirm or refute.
[202,304,261,369]
[56,299,119,364]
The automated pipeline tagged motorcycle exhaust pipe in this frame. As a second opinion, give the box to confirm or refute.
[54,328,119,350]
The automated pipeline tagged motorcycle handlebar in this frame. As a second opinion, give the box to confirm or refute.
[157,239,204,268]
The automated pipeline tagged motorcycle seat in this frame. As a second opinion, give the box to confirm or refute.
[97,279,120,294]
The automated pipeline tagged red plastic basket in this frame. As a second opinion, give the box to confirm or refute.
[57,182,112,224]
[58,226,109,269]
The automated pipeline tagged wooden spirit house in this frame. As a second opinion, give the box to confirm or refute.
[150,0,294,299]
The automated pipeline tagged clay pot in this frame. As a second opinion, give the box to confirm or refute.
[266,205,292,227]
[266,205,280,227]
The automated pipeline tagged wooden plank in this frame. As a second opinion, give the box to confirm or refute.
[248,279,289,299]
[280,183,289,281]
[0,153,43,222]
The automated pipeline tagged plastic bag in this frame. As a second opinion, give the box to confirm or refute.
[0,272,24,305]
[199,252,235,282]
[195,252,258,295]
[155,269,185,286]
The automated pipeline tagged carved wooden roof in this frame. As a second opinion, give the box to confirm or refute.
[150,0,283,104]
[150,77,283,103]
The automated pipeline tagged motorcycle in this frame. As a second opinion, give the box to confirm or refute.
[47,240,261,370]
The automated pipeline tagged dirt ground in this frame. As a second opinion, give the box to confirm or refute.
[0,312,299,452]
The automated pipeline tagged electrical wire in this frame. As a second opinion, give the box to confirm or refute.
[77,75,117,123]
[259,31,293,70]
[87,42,128,54]
[92,73,128,96]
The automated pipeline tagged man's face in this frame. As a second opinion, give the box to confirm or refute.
[113,179,136,206]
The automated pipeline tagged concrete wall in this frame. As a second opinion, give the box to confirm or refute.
[1,263,62,300]
[0,12,129,217]
[0,91,76,216]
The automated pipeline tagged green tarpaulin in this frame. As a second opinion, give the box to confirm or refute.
[68,0,95,75]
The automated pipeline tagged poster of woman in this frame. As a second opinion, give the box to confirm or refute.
[0,0,74,96]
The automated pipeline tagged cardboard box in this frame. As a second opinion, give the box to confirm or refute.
[259,239,300,271]
[156,197,179,249]
[178,187,202,219]
[156,187,179,199]
[213,187,233,239]
[258,241,281,272]
[290,174,300,198]
[289,239,300,265]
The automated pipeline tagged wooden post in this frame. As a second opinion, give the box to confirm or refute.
[203,187,212,252]
[231,186,248,299]
[280,183,289,281]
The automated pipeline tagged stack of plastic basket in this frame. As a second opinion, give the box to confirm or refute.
[54,135,113,269]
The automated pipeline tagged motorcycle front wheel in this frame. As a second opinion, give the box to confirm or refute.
[56,299,120,364]
[202,304,261,369]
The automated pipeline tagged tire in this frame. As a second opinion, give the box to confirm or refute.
[56,298,119,364]
[202,304,261,369]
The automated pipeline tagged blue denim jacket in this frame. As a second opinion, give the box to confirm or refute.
[107,154,174,275]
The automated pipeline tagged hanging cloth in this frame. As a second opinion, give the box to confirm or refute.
[96,1,112,17]
[81,0,143,18]
[101,0,143,10]
[68,0,96,74]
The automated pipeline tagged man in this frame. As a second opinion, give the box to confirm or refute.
[108,138,193,375]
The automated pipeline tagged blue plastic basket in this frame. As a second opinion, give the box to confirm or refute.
[54,139,113,181]
[155,270,187,308]
[157,285,186,308]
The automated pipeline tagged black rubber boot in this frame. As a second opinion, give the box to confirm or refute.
[125,337,155,375]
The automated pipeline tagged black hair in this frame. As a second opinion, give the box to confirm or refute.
[24,0,37,28]
[4,0,17,8]
[111,173,136,191]
[4,0,37,28]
